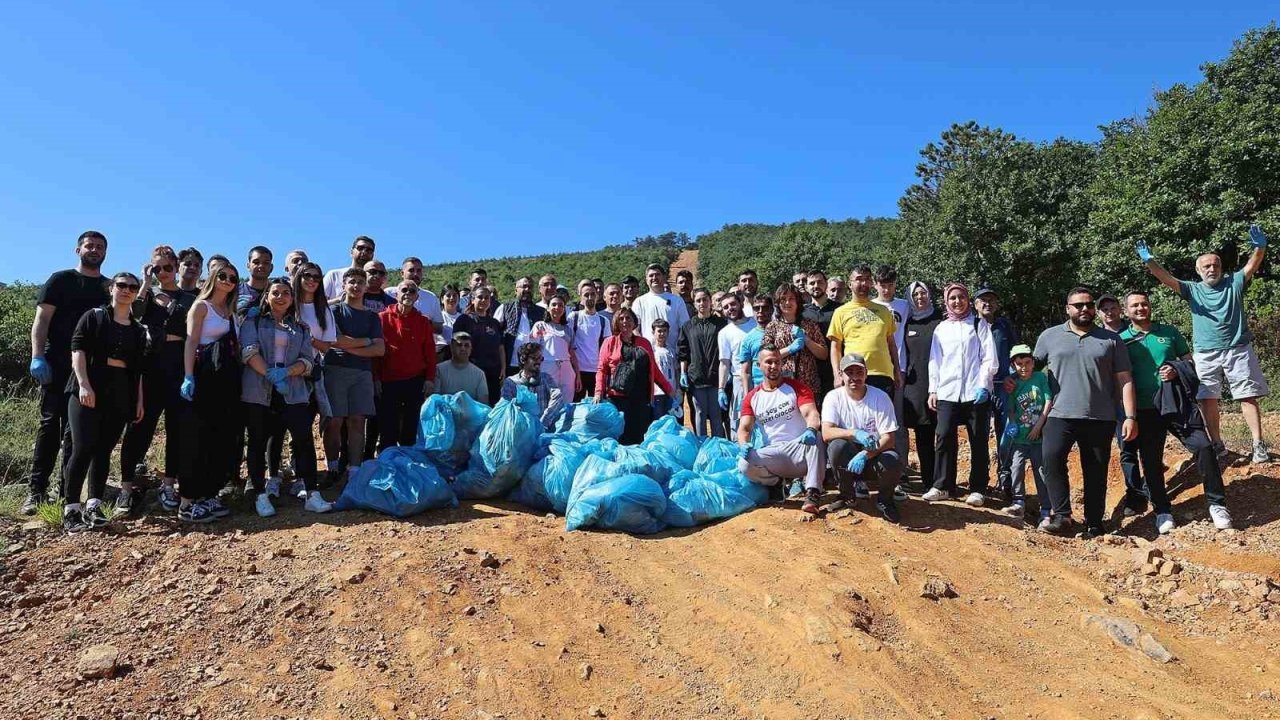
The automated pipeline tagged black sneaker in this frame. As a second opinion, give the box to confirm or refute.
[1080,524,1107,540]
[113,490,135,516]
[21,492,47,516]
[1042,515,1074,535]
[62,510,89,534]
[801,488,821,515]
[876,499,901,524]
[178,502,215,524]
[201,498,231,518]
[83,504,110,529]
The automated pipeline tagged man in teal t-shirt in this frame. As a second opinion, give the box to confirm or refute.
[1138,224,1270,464]
[1117,291,1191,531]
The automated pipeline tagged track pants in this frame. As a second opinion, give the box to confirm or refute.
[689,385,724,438]
[738,438,825,491]
[378,376,426,452]
[28,362,72,497]
[932,399,991,494]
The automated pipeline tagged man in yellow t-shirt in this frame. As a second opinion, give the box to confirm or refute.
[828,264,900,396]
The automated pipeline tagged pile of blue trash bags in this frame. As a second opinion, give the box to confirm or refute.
[335,387,767,533]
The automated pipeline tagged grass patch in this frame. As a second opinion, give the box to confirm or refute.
[0,383,39,486]
[34,501,62,528]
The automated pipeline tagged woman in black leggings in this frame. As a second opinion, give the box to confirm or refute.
[62,272,148,532]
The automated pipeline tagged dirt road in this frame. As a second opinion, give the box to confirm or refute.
[2,434,1278,720]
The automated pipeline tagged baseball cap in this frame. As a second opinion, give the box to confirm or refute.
[1010,343,1033,360]
[838,353,867,372]
[451,331,472,342]
[1097,293,1119,308]
[975,287,997,299]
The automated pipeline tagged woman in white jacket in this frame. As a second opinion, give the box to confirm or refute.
[923,283,998,507]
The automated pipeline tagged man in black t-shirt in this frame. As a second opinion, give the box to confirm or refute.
[802,270,842,401]
[24,231,110,514]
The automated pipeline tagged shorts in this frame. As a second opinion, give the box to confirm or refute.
[1193,343,1270,401]
[323,365,376,417]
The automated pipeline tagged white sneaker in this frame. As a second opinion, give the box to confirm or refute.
[1155,513,1175,534]
[265,477,282,499]
[289,479,307,500]
[1036,516,1052,531]
[1002,503,1024,517]
[254,493,277,518]
[1209,504,1234,530]
[921,488,946,502]
[964,492,985,507]
[304,491,333,514]
[1252,442,1271,464]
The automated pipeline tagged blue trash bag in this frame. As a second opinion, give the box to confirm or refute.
[418,391,491,470]
[334,447,458,517]
[567,453,621,510]
[661,468,766,527]
[510,437,590,513]
[641,415,700,468]
[694,437,740,475]
[552,400,625,440]
[453,392,541,499]
[615,444,681,488]
[565,473,668,534]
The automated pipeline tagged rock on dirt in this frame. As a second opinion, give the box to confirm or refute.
[77,643,120,679]
[920,576,958,601]
[1082,614,1177,664]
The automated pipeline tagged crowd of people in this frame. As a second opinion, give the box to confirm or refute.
[21,227,1272,537]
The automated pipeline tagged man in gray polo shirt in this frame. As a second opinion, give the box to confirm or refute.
[1033,287,1137,538]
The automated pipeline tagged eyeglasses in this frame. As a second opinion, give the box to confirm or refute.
[216,272,239,284]
[114,282,140,292]
[300,273,321,281]
[1068,301,1096,310]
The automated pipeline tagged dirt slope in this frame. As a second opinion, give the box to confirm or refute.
[2,433,1279,720]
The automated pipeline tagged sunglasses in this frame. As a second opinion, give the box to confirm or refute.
[399,287,419,295]
[300,272,321,281]
[1069,301,1096,310]
[154,264,175,273]
[216,272,239,283]
[114,281,140,292]
[367,269,387,276]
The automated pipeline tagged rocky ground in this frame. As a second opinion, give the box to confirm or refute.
[1,419,1278,720]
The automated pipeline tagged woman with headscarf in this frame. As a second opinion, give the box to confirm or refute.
[901,281,942,490]
[921,282,997,507]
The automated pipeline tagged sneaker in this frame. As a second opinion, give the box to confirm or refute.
[304,491,333,514]
[1213,440,1227,460]
[1122,505,1141,517]
[178,502,214,523]
[921,488,947,502]
[321,470,340,489]
[266,477,283,498]
[1002,503,1024,518]
[876,499,901,524]
[1209,504,1234,530]
[821,497,850,513]
[254,493,277,518]
[289,480,308,500]
[786,479,805,500]
[1252,442,1271,464]
[964,492,985,507]
[1036,516,1052,532]
[113,489,135,516]
[83,503,110,529]
[201,498,231,518]
[1155,513,1176,535]
[852,480,870,499]
[62,509,89,533]
[1042,515,1074,535]
[1080,524,1107,540]
[158,484,180,511]
[892,485,908,502]
[217,484,236,500]
[21,492,47,516]
[801,488,821,515]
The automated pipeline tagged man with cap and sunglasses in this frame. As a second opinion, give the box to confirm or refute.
[821,353,904,523]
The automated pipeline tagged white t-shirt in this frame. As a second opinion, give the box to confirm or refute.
[874,297,910,369]
[653,346,676,397]
[298,303,337,359]
[718,318,758,374]
[568,310,611,372]
[821,385,899,438]
[631,291,690,353]
[742,378,815,445]
[323,267,353,301]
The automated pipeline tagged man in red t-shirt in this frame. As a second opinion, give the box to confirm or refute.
[737,344,826,513]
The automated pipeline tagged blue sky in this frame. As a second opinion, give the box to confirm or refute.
[0,2,1274,283]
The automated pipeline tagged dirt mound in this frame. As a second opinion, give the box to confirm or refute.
[2,426,1279,719]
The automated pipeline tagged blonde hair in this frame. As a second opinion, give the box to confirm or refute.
[196,258,238,316]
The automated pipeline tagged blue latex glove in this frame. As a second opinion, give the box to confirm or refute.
[973,387,991,404]
[678,374,688,389]
[798,428,819,446]
[718,389,729,411]
[1004,422,1020,439]
[29,357,52,385]
[1249,224,1268,249]
[180,375,196,401]
[273,379,290,395]
[853,429,878,448]
[265,367,288,385]
[785,326,805,356]
[1136,241,1154,263]
[848,450,869,475]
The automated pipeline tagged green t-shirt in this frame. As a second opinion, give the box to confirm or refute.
[1008,371,1052,444]
[1119,322,1191,410]
[1178,271,1250,351]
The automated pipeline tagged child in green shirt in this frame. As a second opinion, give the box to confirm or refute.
[1002,344,1053,522]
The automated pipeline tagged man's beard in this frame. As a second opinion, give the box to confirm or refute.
[1070,315,1094,329]
[81,254,104,269]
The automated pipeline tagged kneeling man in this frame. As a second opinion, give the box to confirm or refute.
[821,353,903,523]
[737,344,825,514]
